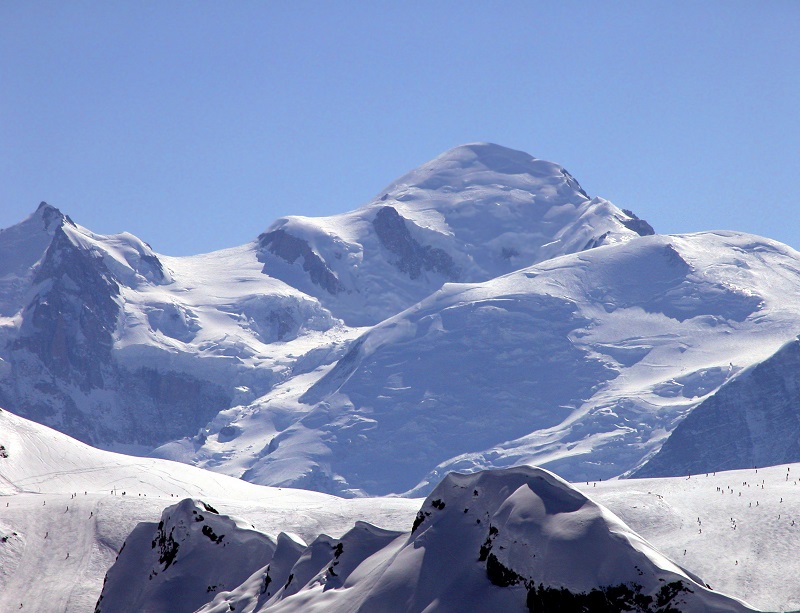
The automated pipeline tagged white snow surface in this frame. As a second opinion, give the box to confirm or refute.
[0,407,418,613]
[177,230,800,496]
[1,408,798,611]
[257,142,650,326]
[583,465,800,612]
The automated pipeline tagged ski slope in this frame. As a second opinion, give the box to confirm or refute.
[0,408,418,612]
[2,408,799,611]
[584,464,800,612]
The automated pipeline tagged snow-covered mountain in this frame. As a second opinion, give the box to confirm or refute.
[7,142,800,611]
[257,142,653,326]
[0,202,351,451]
[6,141,800,501]
[0,143,655,456]
[167,231,800,496]
[97,466,754,612]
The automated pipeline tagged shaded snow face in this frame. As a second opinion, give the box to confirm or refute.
[635,336,800,478]
[268,293,615,496]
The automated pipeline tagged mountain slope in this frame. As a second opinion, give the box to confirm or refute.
[0,203,351,451]
[177,231,800,495]
[634,335,800,478]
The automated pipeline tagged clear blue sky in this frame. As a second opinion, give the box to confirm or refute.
[2,2,798,255]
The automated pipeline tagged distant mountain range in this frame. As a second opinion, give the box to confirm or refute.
[3,143,800,496]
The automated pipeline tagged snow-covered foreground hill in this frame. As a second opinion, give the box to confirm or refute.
[2,408,798,611]
[167,230,800,496]
[0,408,417,612]
[98,467,754,613]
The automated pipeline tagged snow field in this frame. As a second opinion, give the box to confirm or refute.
[586,463,800,611]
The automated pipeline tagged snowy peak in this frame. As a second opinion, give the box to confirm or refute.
[95,498,277,613]
[0,202,351,452]
[258,143,653,325]
[379,142,590,202]
[34,200,73,231]
[178,467,753,612]
[0,202,72,313]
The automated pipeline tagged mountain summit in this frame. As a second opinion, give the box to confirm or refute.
[258,143,653,325]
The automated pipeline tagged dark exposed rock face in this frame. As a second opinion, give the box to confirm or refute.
[115,368,232,447]
[620,209,656,237]
[258,229,343,294]
[525,579,692,612]
[634,338,800,478]
[15,225,120,391]
[560,168,589,199]
[583,231,610,250]
[0,221,230,449]
[37,200,73,229]
[136,251,168,284]
[372,206,458,280]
